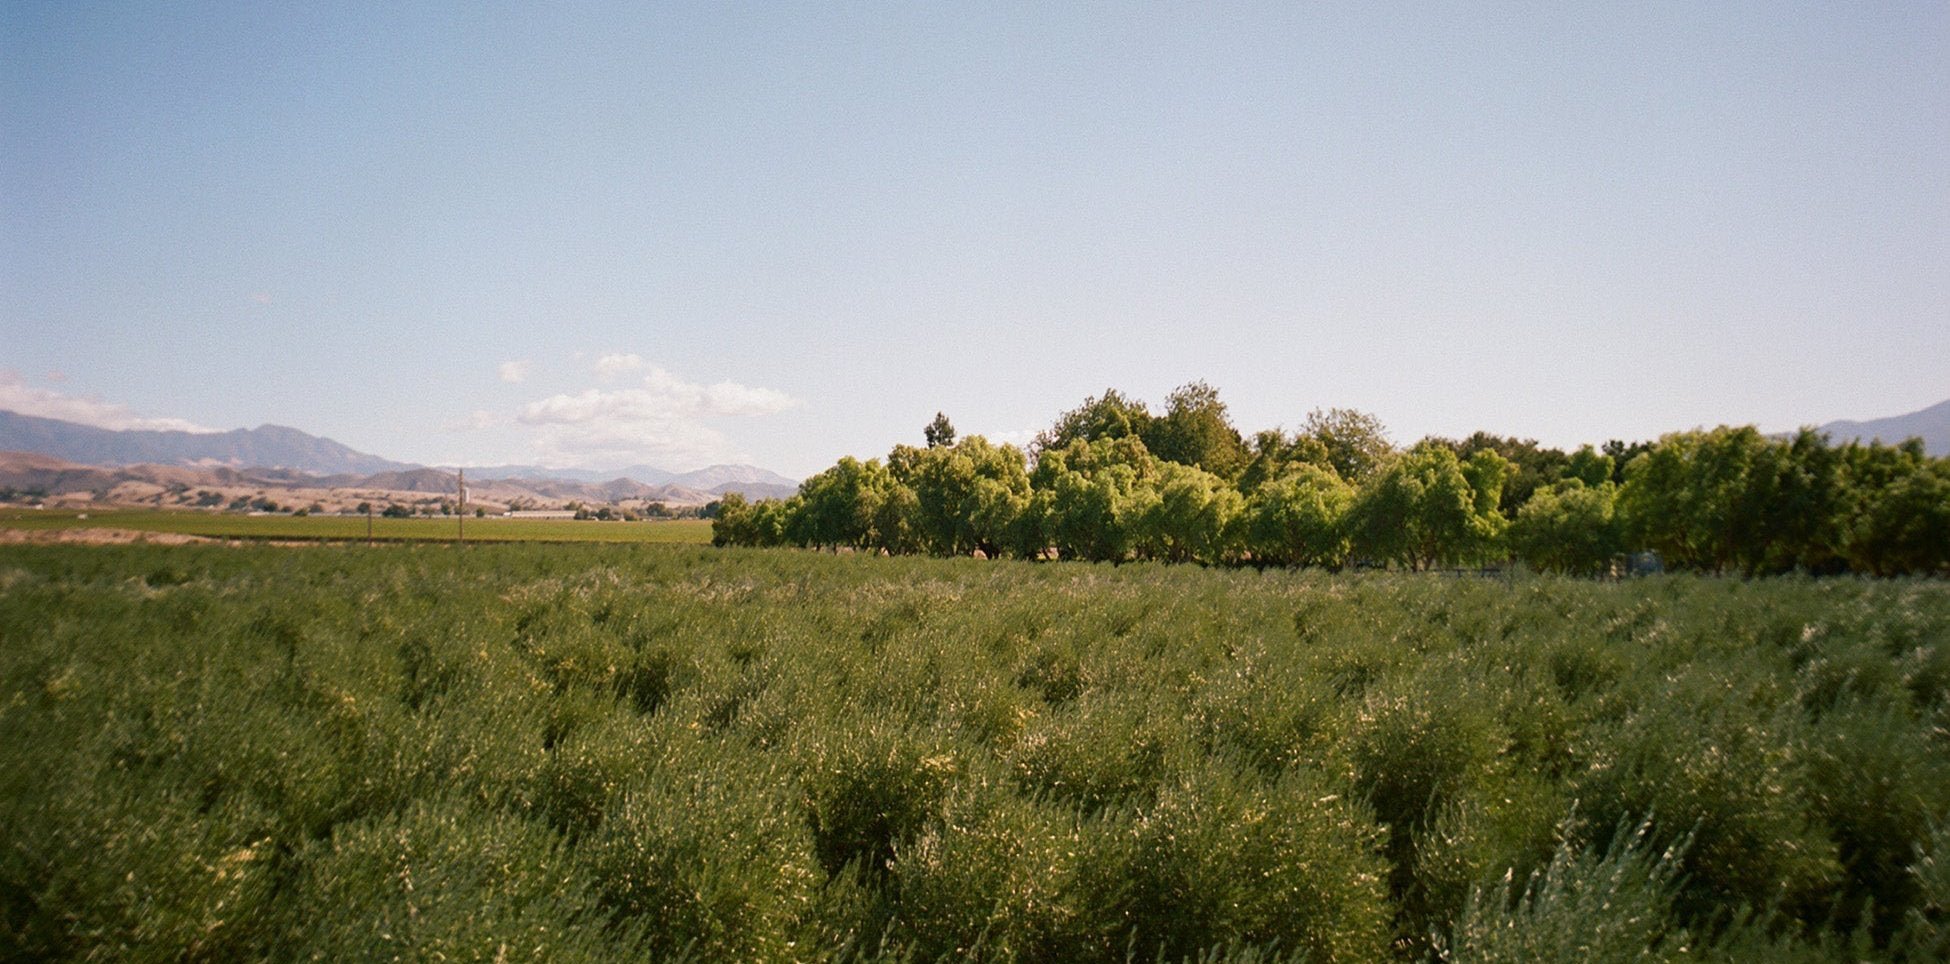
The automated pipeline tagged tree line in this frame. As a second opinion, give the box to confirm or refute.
[714,383,1950,576]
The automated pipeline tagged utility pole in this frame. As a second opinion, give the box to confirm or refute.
[366,501,374,547]
[457,468,466,545]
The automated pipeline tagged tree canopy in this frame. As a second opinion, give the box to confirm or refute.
[714,384,1950,577]
[1299,408,1395,484]
[1140,381,1250,481]
[1034,389,1153,455]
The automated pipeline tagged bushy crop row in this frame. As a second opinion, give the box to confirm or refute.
[3,543,1949,961]
[716,389,1950,577]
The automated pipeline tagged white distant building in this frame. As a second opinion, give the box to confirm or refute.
[507,510,577,520]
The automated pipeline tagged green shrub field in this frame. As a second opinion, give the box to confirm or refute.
[4,543,1949,961]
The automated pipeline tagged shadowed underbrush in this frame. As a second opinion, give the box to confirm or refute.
[2,544,1948,961]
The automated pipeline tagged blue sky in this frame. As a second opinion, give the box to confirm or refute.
[4,2,1946,477]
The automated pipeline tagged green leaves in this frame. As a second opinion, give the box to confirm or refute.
[1347,443,1510,570]
[1239,464,1354,568]
[1510,480,1621,576]
[721,386,1949,577]
[1613,428,1949,576]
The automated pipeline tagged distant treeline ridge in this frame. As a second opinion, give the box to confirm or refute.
[713,384,1950,576]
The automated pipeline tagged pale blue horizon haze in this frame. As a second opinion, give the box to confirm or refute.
[4,2,1946,478]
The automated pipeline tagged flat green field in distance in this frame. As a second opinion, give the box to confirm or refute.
[4,543,1948,961]
[0,507,712,544]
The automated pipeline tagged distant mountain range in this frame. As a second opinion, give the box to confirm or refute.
[0,451,793,509]
[462,462,797,493]
[0,409,414,476]
[1816,399,1950,457]
[0,409,799,500]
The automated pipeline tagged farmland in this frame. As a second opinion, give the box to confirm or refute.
[3,543,1949,961]
[0,508,712,545]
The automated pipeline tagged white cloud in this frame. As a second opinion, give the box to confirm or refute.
[523,373,798,426]
[528,419,739,470]
[639,366,799,417]
[594,353,645,381]
[516,365,800,469]
[0,371,217,433]
[498,360,531,383]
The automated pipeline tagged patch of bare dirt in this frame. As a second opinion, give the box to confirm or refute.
[0,528,212,545]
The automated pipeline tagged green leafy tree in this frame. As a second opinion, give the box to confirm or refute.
[1841,441,1950,576]
[1564,445,1615,488]
[1236,429,1335,494]
[1453,448,1513,562]
[1034,389,1154,456]
[710,492,755,546]
[1299,408,1394,484]
[1509,480,1622,575]
[1347,442,1509,569]
[1237,431,1283,495]
[1615,427,1770,572]
[1601,439,1654,486]
[1343,460,1416,568]
[1610,427,1941,576]
[711,492,795,547]
[888,436,1031,558]
[1030,434,1155,482]
[870,482,921,555]
[998,487,1052,560]
[753,497,797,546]
[1037,464,1139,562]
[1237,463,1354,568]
[1131,461,1244,564]
[1442,432,1569,517]
[1613,437,1692,566]
[1028,436,1159,562]
[1738,428,1848,573]
[794,456,898,550]
[1841,437,1928,492]
[1140,381,1250,481]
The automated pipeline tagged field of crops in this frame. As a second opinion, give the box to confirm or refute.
[3,543,1948,961]
[0,508,712,544]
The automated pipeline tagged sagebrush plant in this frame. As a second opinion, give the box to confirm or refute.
[582,724,821,960]
[1104,762,1394,962]
[889,778,1094,960]
[1573,664,1845,922]
[1437,821,1692,963]
[1005,688,1196,814]
[2,542,1948,961]
[1891,820,1950,960]
[284,797,638,962]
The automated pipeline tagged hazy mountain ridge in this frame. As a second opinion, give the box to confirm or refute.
[0,452,788,509]
[0,453,276,499]
[463,462,795,492]
[0,410,415,476]
[1817,399,1950,457]
[0,410,799,499]
[463,464,678,486]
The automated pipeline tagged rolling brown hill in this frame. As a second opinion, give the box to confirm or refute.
[0,452,736,511]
